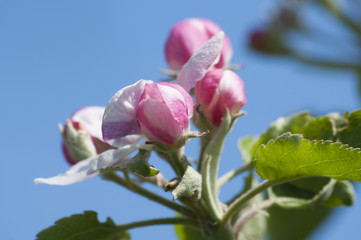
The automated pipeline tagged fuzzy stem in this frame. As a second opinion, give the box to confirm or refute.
[168,149,188,177]
[217,163,253,189]
[200,155,223,221]
[197,132,213,170]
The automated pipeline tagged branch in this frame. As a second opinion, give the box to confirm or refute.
[101,171,197,218]
[117,217,199,231]
[221,180,275,225]
[217,163,253,189]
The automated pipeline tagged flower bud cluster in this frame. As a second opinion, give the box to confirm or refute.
[165,18,247,127]
[36,18,247,186]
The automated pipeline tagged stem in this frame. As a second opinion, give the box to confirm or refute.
[221,180,275,225]
[291,52,361,70]
[168,149,188,177]
[197,132,213,170]
[217,163,253,189]
[102,172,196,218]
[117,217,199,231]
[319,0,361,37]
[202,111,231,213]
[200,155,223,221]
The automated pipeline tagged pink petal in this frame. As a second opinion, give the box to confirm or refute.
[157,82,194,117]
[102,80,152,147]
[137,98,184,145]
[71,106,105,140]
[176,31,224,92]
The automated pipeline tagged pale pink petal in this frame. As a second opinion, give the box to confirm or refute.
[71,106,105,140]
[219,70,247,115]
[34,145,137,185]
[137,99,184,145]
[157,82,194,117]
[176,32,224,92]
[102,80,152,147]
[196,19,233,68]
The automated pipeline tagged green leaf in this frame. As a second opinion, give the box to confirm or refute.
[267,206,331,240]
[172,166,202,200]
[115,150,159,177]
[321,180,355,207]
[251,112,310,159]
[338,109,361,148]
[174,223,206,240]
[238,136,259,164]
[269,177,336,208]
[36,211,129,240]
[303,117,335,140]
[255,133,361,182]
[247,113,338,162]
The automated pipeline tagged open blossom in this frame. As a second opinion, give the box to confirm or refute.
[195,69,247,126]
[103,81,193,146]
[61,106,105,165]
[165,18,233,70]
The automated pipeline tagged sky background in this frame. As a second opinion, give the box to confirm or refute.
[1,0,360,239]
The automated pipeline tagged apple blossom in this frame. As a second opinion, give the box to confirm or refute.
[195,69,247,126]
[136,82,194,146]
[103,80,194,147]
[35,35,221,186]
[165,18,232,71]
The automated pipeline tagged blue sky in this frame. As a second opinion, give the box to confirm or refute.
[1,0,360,239]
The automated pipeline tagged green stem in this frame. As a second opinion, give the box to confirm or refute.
[117,217,199,231]
[199,113,232,222]
[168,149,188,177]
[291,52,361,70]
[200,155,223,221]
[197,132,213,170]
[206,113,231,201]
[221,180,275,225]
[217,163,253,188]
[102,172,196,218]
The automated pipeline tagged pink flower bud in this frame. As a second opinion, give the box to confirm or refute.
[165,18,233,70]
[195,69,246,126]
[61,106,106,165]
[136,82,194,146]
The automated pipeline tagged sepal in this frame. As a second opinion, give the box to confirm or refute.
[109,149,159,177]
[171,166,202,201]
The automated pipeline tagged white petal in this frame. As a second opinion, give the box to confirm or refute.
[72,106,105,139]
[176,32,224,92]
[102,80,152,147]
[34,145,138,185]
